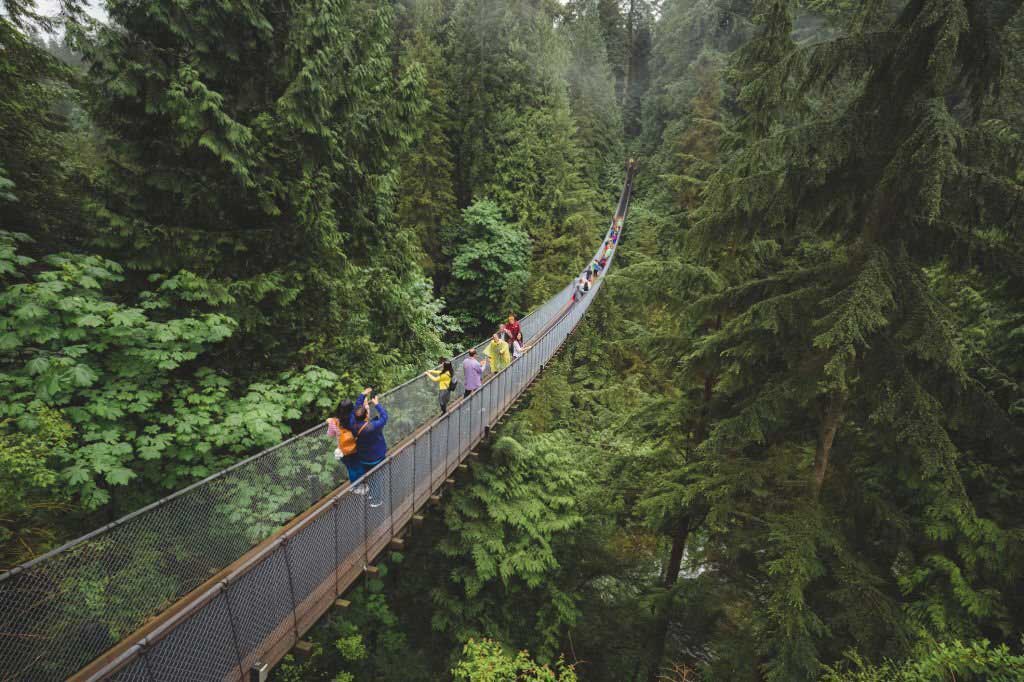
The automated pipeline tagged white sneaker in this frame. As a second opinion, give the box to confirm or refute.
[351,484,367,495]
[369,498,383,508]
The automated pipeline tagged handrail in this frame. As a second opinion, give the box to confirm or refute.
[0,164,635,682]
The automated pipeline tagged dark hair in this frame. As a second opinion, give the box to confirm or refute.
[441,359,454,376]
[354,405,368,421]
[337,399,354,422]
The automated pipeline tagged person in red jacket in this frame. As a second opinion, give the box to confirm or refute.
[505,313,523,344]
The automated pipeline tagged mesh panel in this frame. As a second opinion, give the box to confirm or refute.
[335,491,365,568]
[363,464,390,545]
[143,592,240,682]
[0,171,635,680]
[287,510,336,604]
[413,434,430,503]
[390,444,415,520]
[430,420,446,488]
[226,547,294,659]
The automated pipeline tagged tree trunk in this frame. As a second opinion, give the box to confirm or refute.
[812,396,844,497]
[648,518,690,682]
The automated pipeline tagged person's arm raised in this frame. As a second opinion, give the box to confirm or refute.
[371,397,388,427]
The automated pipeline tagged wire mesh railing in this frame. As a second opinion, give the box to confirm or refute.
[0,166,635,682]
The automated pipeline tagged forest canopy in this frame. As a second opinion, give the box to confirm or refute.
[2,0,1024,681]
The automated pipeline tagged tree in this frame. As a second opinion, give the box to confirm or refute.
[442,200,531,331]
[0,3,91,251]
[432,429,584,662]
[0,231,339,524]
[84,0,448,383]
[394,1,458,278]
[679,0,1024,677]
[446,0,608,306]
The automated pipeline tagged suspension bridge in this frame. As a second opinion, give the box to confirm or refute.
[0,166,636,682]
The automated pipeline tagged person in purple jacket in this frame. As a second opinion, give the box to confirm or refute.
[347,388,388,506]
[462,348,484,398]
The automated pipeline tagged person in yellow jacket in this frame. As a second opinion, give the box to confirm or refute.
[425,358,456,414]
[484,332,511,373]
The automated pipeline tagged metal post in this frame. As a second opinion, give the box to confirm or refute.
[428,423,436,491]
[332,499,340,595]
[388,457,395,539]
[281,540,300,641]
[223,586,246,678]
[362,483,370,573]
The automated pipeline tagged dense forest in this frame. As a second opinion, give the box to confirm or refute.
[2,0,1023,680]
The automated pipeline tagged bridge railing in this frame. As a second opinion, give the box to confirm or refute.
[0,168,634,682]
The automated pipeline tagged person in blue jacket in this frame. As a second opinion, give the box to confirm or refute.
[347,387,389,507]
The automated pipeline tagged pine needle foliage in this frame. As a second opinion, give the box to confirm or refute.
[680,0,1024,677]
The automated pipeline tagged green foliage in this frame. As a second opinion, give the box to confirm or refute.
[443,200,531,330]
[84,0,449,381]
[445,0,615,307]
[0,10,91,248]
[452,638,578,682]
[433,429,584,661]
[0,406,72,565]
[820,639,1024,682]
[0,231,340,523]
[621,0,1024,679]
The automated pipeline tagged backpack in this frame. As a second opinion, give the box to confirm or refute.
[337,427,358,456]
[327,417,360,456]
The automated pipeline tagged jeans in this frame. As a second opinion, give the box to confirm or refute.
[341,456,365,484]
[439,388,451,414]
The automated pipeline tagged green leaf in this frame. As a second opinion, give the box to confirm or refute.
[26,356,50,375]
[74,314,104,328]
[105,467,136,486]
[68,364,99,387]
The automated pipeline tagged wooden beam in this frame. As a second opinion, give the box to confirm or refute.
[389,538,405,551]
[364,565,379,575]
[412,514,425,526]
[429,494,442,506]
[334,599,351,609]
[294,640,315,657]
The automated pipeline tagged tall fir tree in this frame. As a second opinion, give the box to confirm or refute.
[85,0,448,383]
[679,0,1024,678]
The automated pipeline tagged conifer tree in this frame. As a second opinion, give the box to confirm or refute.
[433,429,584,662]
[680,0,1024,677]
[84,0,447,382]
[394,0,458,278]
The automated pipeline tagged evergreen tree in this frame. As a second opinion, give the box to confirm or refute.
[85,0,448,383]
[394,0,458,279]
[432,429,584,662]
[441,199,531,331]
[679,0,1024,677]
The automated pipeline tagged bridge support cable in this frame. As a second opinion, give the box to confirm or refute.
[0,166,636,682]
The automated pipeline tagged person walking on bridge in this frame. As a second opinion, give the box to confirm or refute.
[505,313,523,345]
[348,388,388,506]
[485,332,511,373]
[426,358,456,414]
[463,348,484,398]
